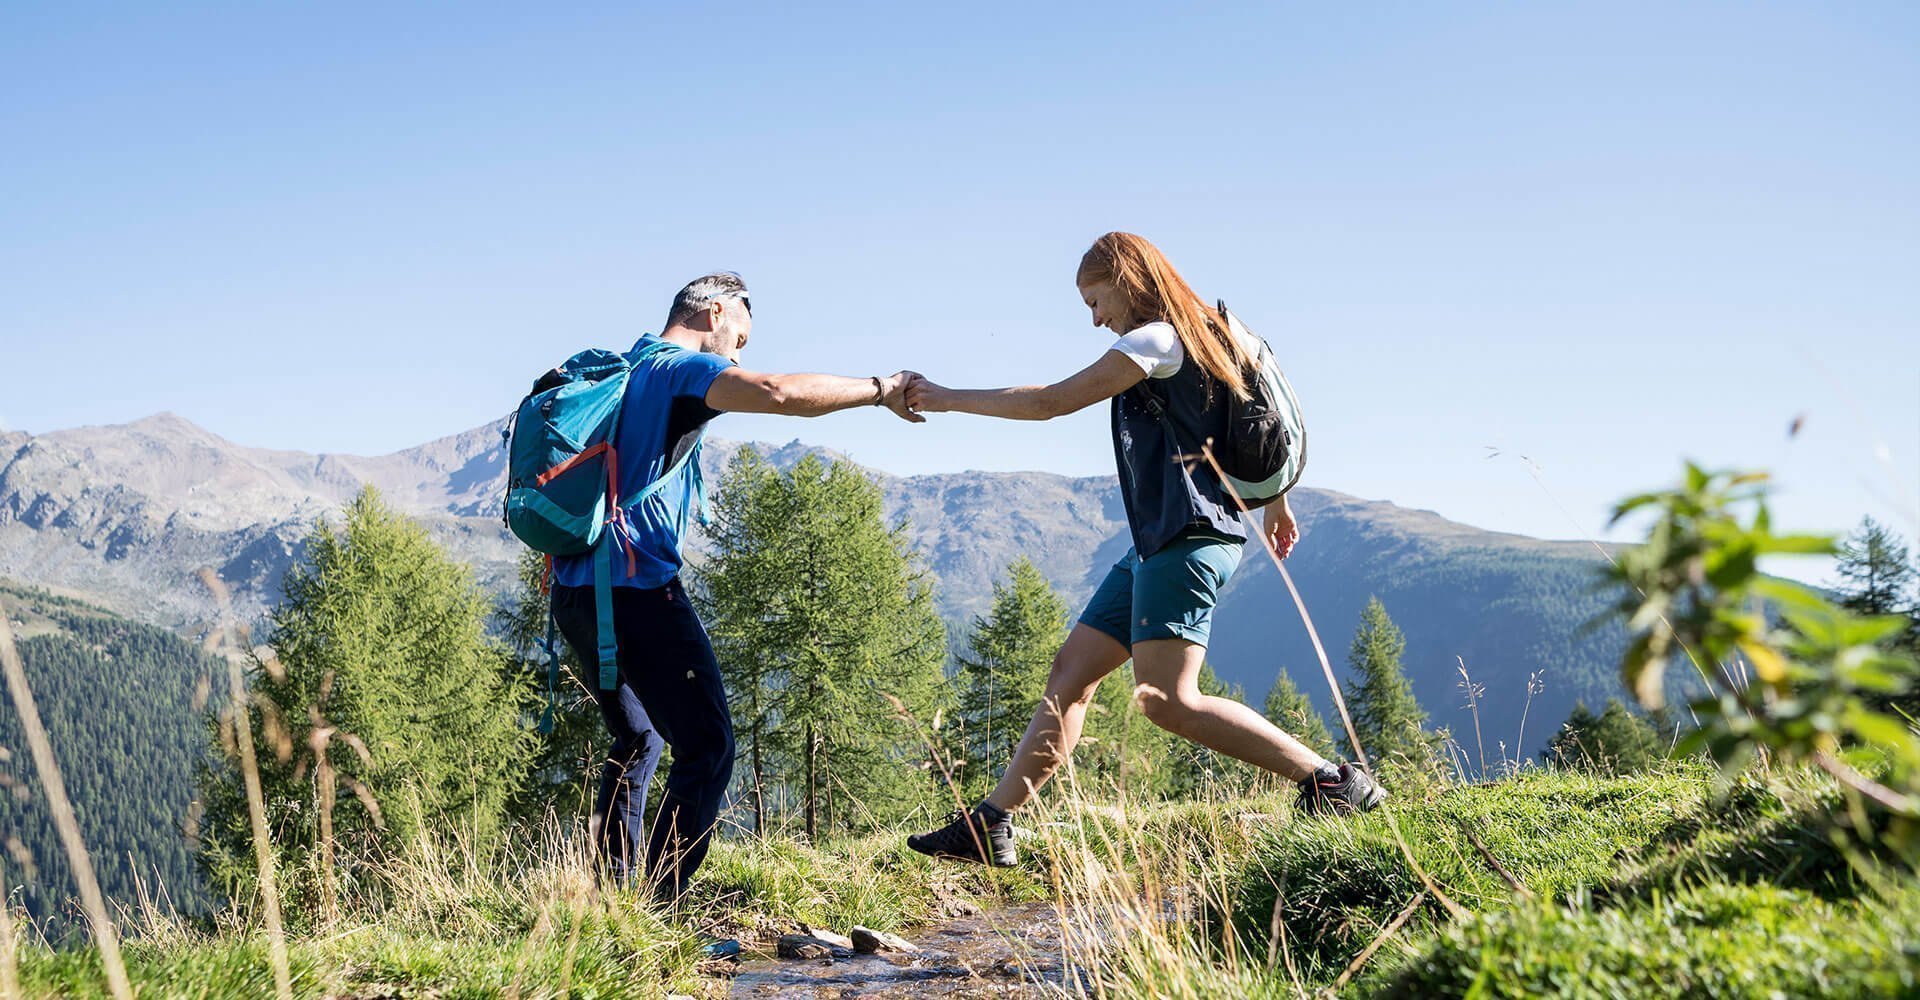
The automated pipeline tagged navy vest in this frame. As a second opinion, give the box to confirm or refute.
[1110,355,1249,558]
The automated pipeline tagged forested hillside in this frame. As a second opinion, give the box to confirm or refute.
[1209,503,1639,775]
[0,582,220,935]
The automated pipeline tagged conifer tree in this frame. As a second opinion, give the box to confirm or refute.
[1343,597,1437,772]
[698,448,793,833]
[954,559,1068,795]
[1545,697,1660,774]
[2,590,224,930]
[699,452,948,839]
[1836,517,1914,618]
[200,488,535,900]
[1835,517,1920,658]
[1263,668,1337,762]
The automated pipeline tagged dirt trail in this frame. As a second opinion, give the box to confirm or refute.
[726,902,1075,998]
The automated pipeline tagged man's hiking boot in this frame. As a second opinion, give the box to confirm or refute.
[907,801,1017,866]
[1296,762,1387,816]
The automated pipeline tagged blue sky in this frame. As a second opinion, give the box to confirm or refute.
[2,3,1915,564]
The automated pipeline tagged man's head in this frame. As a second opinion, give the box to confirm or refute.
[663,272,752,362]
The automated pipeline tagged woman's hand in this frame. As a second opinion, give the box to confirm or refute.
[881,371,926,423]
[904,374,955,414]
[1262,494,1300,560]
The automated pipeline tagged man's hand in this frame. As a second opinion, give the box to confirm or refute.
[1263,494,1300,560]
[882,371,926,423]
[903,374,954,414]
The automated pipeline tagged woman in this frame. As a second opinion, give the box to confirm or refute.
[904,232,1385,866]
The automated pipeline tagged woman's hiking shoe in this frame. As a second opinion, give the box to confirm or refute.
[906,802,1017,866]
[1296,763,1387,816]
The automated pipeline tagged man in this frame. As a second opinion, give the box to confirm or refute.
[547,271,921,901]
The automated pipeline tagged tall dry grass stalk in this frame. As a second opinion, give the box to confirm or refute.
[196,568,293,1000]
[288,668,380,927]
[223,656,294,1000]
[1031,774,1457,996]
[1192,445,1469,921]
[1514,670,1545,775]
[1329,888,1426,993]
[0,599,132,1000]
[1186,447,1369,772]
[1018,757,1303,998]
[1457,656,1487,780]
[0,858,20,1000]
[116,861,192,950]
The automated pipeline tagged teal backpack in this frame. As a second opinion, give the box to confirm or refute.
[503,339,705,731]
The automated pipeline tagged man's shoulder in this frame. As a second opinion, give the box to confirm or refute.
[630,337,730,374]
[625,338,731,409]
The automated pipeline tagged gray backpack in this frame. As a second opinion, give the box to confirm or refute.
[1138,301,1307,506]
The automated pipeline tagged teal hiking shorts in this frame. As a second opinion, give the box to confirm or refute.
[1078,532,1244,648]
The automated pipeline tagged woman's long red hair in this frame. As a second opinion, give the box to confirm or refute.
[1077,232,1252,400]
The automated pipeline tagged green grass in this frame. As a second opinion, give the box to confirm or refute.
[10,764,1916,998]
[691,826,1047,936]
[1206,762,1920,997]
[15,881,696,999]
[1226,766,1713,980]
[1372,881,1920,999]
[7,822,1043,999]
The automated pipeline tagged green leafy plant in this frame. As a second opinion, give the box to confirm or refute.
[1607,464,1919,854]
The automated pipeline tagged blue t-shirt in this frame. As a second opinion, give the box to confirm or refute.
[551,335,733,590]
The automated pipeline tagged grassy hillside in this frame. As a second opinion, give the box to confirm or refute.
[1219,766,1913,996]
[1056,763,1917,998]
[8,762,1914,998]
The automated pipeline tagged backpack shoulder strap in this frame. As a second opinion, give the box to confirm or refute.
[621,435,704,511]
[603,336,679,474]
[586,341,669,693]
[627,337,677,365]
[1130,377,1192,467]
[615,337,706,512]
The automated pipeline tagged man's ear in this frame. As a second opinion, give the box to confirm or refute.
[707,300,726,330]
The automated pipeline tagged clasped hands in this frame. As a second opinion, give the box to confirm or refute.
[875,371,950,423]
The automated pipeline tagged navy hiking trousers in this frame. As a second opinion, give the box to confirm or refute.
[550,577,734,900]
[585,682,664,883]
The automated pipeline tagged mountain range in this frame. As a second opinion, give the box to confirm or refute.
[0,413,1638,762]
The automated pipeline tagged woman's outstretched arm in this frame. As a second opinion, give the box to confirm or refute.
[904,352,1146,421]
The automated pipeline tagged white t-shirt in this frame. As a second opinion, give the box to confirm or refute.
[1107,321,1184,379]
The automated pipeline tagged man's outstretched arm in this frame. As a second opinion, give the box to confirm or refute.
[706,368,924,422]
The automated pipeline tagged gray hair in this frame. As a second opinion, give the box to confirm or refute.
[664,271,750,330]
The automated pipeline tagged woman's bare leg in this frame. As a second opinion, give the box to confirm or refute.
[982,625,1131,813]
[1129,638,1328,782]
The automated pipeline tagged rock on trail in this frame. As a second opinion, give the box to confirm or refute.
[730,902,1067,998]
